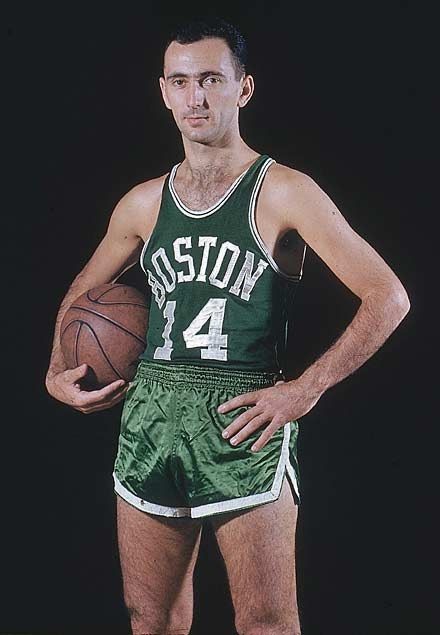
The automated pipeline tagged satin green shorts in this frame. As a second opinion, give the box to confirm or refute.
[113,360,300,518]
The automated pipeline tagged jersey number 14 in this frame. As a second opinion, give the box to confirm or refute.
[153,298,228,361]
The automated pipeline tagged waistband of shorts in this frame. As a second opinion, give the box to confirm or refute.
[135,360,285,390]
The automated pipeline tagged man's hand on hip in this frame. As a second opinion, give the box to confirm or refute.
[217,379,322,452]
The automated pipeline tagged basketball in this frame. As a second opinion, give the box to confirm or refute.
[60,283,149,389]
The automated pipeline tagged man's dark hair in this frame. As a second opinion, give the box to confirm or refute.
[164,17,248,80]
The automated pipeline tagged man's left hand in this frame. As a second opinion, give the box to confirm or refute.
[217,379,322,452]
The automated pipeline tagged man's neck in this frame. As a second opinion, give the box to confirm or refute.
[180,137,256,182]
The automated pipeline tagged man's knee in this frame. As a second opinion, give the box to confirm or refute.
[126,602,192,635]
[235,612,301,635]
[126,603,162,634]
[236,626,301,635]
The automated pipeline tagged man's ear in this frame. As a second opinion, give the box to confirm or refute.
[159,77,172,110]
[238,74,254,108]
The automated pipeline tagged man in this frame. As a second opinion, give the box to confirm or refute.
[46,17,410,635]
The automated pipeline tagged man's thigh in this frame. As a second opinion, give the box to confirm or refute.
[116,494,203,635]
[209,477,301,635]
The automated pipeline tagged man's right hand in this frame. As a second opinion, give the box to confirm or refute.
[45,363,129,414]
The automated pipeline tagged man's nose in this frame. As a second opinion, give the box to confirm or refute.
[187,81,205,108]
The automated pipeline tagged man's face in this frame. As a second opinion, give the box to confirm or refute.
[159,37,252,145]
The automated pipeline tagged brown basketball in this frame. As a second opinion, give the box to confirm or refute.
[60,283,149,389]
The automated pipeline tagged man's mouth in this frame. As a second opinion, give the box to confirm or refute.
[185,116,209,126]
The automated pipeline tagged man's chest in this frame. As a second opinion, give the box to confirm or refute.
[171,177,304,279]
[175,179,234,211]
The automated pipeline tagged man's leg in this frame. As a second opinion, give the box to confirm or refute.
[116,494,203,635]
[209,477,301,635]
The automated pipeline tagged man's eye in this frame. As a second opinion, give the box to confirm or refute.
[204,77,220,85]
[173,79,185,86]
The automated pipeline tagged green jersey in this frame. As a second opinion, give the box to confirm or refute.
[138,154,305,373]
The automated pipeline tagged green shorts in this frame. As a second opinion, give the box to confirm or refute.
[113,361,300,518]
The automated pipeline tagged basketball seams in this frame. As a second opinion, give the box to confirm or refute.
[86,286,147,306]
[68,306,146,345]
[60,283,149,388]
[81,322,124,379]
[61,319,125,380]
[73,322,81,368]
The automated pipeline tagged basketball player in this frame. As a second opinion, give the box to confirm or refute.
[46,18,410,635]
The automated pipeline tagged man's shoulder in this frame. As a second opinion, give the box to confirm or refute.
[125,172,170,208]
[266,160,315,193]
[110,172,170,241]
[260,160,318,217]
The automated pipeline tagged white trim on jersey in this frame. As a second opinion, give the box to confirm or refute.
[139,236,150,276]
[168,160,251,218]
[112,422,300,519]
[248,157,305,282]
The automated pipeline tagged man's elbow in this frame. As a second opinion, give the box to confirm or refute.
[383,282,411,324]
[364,281,411,321]
[391,283,411,316]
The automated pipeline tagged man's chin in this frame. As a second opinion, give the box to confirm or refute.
[181,128,216,144]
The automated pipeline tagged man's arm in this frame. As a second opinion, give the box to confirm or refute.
[276,166,410,395]
[46,176,165,413]
[218,166,410,451]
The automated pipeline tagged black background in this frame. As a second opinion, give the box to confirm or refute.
[5,2,437,634]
